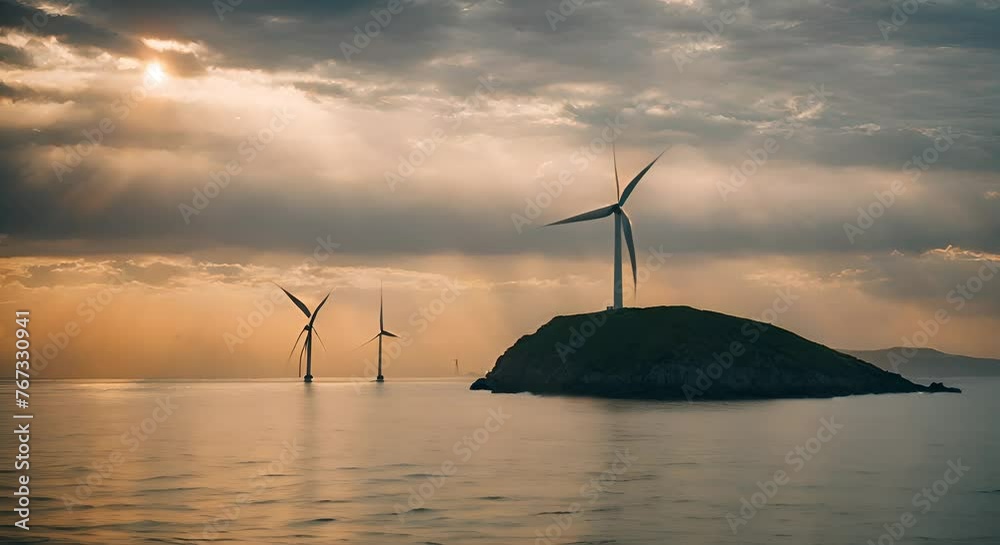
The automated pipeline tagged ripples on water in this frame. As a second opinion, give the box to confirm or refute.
[1,377,998,544]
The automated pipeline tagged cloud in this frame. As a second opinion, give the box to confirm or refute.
[1,0,999,366]
[0,41,32,66]
[0,0,145,58]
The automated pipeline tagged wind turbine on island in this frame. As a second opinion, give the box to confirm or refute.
[359,283,399,382]
[276,284,331,383]
[546,144,665,309]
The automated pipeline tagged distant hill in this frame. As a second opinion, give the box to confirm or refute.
[841,348,1000,379]
[470,306,958,400]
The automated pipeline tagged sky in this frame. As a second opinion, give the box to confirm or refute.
[1,0,998,378]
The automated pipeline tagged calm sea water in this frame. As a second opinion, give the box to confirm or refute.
[2,377,998,544]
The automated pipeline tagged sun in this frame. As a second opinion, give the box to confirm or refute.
[145,61,167,84]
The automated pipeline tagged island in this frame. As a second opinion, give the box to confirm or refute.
[470,306,960,399]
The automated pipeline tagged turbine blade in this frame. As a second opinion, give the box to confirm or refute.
[619,148,666,206]
[298,336,307,377]
[312,327,329,352]
[382,330,400,338]
[545,204,616,227]
[287,327,307,362]
[354,333,381,351]
[613,142,621,201]
[620,210,638,294]
[379,283,384,331]
[274,283,311,319]
[308,291,332,327]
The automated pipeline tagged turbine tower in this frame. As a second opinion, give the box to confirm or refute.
[276,284,331,383]
[359,284,399,382]
[546,145,664,309]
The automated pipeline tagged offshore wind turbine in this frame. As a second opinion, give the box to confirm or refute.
[276,284,331,383]
[546,145,664,309]
[359,284,399,382]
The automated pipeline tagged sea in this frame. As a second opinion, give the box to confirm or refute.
[1,377,998,544]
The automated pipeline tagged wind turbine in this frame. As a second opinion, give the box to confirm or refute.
[546,145,665,309]
[358,284,399,382]
[276,284,331,383]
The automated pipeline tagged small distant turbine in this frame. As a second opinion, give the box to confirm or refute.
[546,145,665,309]
[276,284,331,383]
[359,284,399,382]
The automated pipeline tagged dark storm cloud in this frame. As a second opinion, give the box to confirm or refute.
[0,0,144,57]
[292,80,354,100]
[0,0,998,261]
[0,80,30,100]
[1,148,997,259]
[61,0,463,72]
[0,41,31,65]
[855,248,1000,318]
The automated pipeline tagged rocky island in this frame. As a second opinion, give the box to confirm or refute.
[470,306,960,400]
